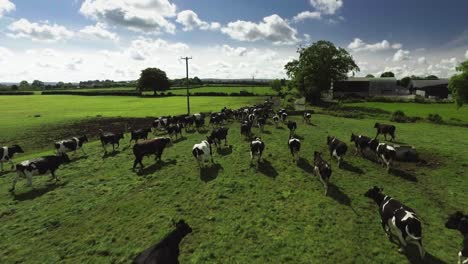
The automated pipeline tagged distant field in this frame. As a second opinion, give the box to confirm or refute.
[345,102,468,122]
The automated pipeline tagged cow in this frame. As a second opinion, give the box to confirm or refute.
[132,137,173,171]
[287,121,297,137]
[313,151,332,195]
[133,220,192,264]
[364,186,425,259]
[369,139,396,172]
[183,116,195,131]
[240,121,252,138]
[209,127,229,148]
[54,136,88,156]
[257,117,266,132]
[445,211,468,264]
[327,136,348,168]
[130,128,152,144]
[99,130,124,153]
[192,137,214,168]
[194,117,205,131]
[272,114,280,128]
[374,122,396,141]
[167,124,183,139]
[350,133,372,156]
[11,154,70,192]
[303,111,312,124]
[1,145,24,171]
[250,138,265,168]
[153,117,170,132]
[281,112,288,123]
[288,137,301,163]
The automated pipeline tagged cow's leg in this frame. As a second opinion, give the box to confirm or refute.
[26,171,33,187]
[132,158,139,170]
[459,251,466,264]
[9,171,20,192]
[224,138,228,146]
[409,239,425,259]
[384,134,388,141]
[0,161,3,171]
[102,143,107,153]
[250,151,254,164]
[375,132,379,139]
[52,170,59,182]
[318,175,328,195]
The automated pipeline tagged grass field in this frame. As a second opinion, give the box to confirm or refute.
[345,102,468,123]
[0,98,467,263]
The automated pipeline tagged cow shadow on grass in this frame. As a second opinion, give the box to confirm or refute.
[173,137,187,143]
[404,248,444,264]
[257,159,278,178]
[13,182,68,201]
[340,161,364,175]
[328,183,351,207]
[197,128,209,134]
[216,145,233,156]
[389,168,418,182]
[293,134,304,140]
[275,126,285,130]
[261,130,272,134]
[102,150,120,159]
[297,158,314,174]
[200,163,223,182]
[0,170,14,177]
[137,159,177,176]
[70,155,88,162]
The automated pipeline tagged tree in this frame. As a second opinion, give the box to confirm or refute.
[380,72,395,78]
[56,82,65,89]
[137,68,170,96]
[31,80,45,90]
[10,84,18,91]
[400,76,411,88]
[270,79,282,94]
[448,60,468,108]
[365,74,375,78]
[19,80,30,90]
[285,40,359,104]
[426,75,439,80]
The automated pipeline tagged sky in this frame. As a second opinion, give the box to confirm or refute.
[0,0,467,82]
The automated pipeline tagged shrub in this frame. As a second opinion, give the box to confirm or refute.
[0,91,34,95]
[391,110,412,123]
[427,113,443,124]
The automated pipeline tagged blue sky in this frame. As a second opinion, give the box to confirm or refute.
[0,0,467,82]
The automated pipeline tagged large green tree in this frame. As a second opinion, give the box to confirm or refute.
[137,68,170,96]
[19,80,30,90]
[269,79,282,94]
[284,40,359,104]
[400,76,411,88]
[380,72,395,78]
[448,60,468,108]
[365,74,375,78]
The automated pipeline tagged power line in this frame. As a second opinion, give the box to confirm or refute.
[180,56,192,115]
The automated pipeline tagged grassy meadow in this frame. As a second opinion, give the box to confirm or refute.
[0,96,467,263]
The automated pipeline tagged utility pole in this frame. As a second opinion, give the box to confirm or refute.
[181,56,192,115]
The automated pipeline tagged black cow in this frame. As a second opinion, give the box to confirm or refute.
[288,137,301,163]
[241,121,252,138]
[327,136,348,168]
[210,127,229,148]
[99,130,124,153]
[130,128,152,144]
[55,136,88,156]
[167,124,183,139]
[374,122,396,141]
[250,138,265,168]
[1,145,24,171]
[257,117,266,132]
[364,186,425,259]
[445,211,468,264]
[194,117,205,131]
[303,111,312,123]
[133,220,192,264]
[132,137,173,170]
[369,139,396,172]
[313,151,332,195]
[287,121,297,137]
[11,154,70,192]
[350,133,372,156]
[183,116,195,131]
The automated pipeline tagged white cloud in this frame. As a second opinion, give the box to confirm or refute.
[66,57,84,71]
[25,48,60,57]
[292,11,321,23]
[7,19,74,42]
[0,0,15,18]
[125,37,189,61]
[221,14,299,45]
[222,44,248,57]
[79,0,177,34]
[348,38,402,52]
[465,50,468,59]
[0,46,13,63]
[417,57,427,65]
[79,23,119,41]
[310,0,343,15]
[303,33,311,42]
[392,49,411,62]
[176,10,220,31]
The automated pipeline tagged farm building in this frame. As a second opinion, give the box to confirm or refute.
[332,77,409,98]
[410,79,450,99]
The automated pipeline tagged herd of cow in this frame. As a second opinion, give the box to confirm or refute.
[1,102,467,264]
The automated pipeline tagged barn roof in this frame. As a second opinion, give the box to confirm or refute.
[336,77,397,82]
[411,79,448,88]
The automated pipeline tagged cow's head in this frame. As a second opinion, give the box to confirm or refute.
[11,145,24,153]
[350,133,356,142]
[81,135,89,143]
[364,186,383,199]
[313,151,322,161]
[59,153,71,163]
[206,136,214,145]
[326,136,334,145]
[374,122,380,128]
[174,219,193,235]
[445,211,467,230]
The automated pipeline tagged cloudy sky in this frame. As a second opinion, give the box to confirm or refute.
[0,0,467,82]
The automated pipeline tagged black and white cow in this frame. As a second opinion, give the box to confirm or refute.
[327,136,348,168]
[194,116,205,131]
[250,138,265,168]
[287,121,297,137]
[350,133,372,156]
[240,121,252,138]
[369,139,396,172]
[257,117,266,132]
[132,137,173,170]
[133,220,192,264]
[313,151,332,195]
[192,137,214,168]
[99,130,125,153]
[210,127,229,148]
[364,186,425,259]
[130,128,152,144]
[11,154,70,192]
[445,211,468,264]
[272,114,280,128]
[1,145,24,171]
[167,124,183,139]
[374,122,396,141]
[288,137,301,163]
[303,111,312,124]
[55,135,88,156]
[153,117,170,132]
[281,112,288,123]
